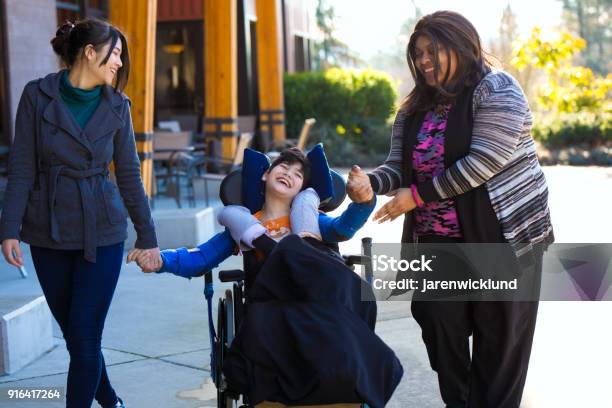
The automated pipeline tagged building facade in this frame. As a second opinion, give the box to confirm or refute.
[0,0,315,195]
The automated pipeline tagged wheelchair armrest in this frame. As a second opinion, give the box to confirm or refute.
[218,269,245,282]
[343,255,371,266]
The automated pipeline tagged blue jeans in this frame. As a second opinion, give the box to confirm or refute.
[31,243,124,408]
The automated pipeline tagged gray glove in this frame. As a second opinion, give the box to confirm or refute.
[217,205,267,250]
[290,187,322,240]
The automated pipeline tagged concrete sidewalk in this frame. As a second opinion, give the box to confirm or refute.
[0,241,441,408]
[0,166,611,407]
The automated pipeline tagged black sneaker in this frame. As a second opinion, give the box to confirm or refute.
[103,397,125,408]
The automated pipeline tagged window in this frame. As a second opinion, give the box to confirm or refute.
[84,0,108,19]
[56,0,108,25]
[294,34,311,72]
[237,1,258,116]
[154,21,204,127]
[56,0,79,25]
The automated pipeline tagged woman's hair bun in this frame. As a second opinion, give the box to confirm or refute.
[51,21,76,57]
[57,21,75,37]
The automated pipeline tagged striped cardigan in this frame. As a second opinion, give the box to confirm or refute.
[369,70,554,259]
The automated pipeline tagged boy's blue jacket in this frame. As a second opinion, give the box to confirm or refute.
[158,197,376,278]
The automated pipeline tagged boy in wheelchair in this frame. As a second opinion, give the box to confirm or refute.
[135,146,376,278]
[133,147,403,408]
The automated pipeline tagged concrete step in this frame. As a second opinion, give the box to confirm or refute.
[0,296,53,375]
[125,206,216,250]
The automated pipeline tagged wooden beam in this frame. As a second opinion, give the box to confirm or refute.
[109,0,157,197]
[204,0,238,160]
[256,0,286,146]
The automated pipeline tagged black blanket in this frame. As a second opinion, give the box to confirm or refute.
[223,235,403,408]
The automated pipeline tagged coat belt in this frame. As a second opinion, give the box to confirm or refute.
[41,165,109,263]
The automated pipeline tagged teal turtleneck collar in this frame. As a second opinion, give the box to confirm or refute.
[59,70,103,129]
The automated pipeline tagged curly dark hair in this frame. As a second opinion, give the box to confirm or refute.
[268,147,311,190]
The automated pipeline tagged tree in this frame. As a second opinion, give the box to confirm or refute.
[494,5,519,69]
[313,0,363,70]
[367,1,422,99]
[559,0,612,74]
[490,5,533,96]
[511,27,612,114]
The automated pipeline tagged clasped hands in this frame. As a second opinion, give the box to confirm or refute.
[127,247,163,273]
[125,166,416,273]
[346,165,419,223]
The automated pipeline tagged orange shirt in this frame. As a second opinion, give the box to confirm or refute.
[252,211,291,261]
[254,210,291,241]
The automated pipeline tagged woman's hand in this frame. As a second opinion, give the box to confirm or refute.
[346,165,374,204]
[1,239,24,267]
[127,247,162,273]
[372,188,417,223]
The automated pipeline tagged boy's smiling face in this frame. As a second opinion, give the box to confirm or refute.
[262,161,305,200]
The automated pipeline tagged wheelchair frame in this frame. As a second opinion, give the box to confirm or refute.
[207,237,374,408]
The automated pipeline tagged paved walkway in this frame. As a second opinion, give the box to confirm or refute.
[0,166,610,407]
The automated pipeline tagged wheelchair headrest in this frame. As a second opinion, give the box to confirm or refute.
[220,169,347,213]
[219,144,345,213]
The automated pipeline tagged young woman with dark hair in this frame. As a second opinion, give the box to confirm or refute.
[348,10,554,408]
[0,19,160,408]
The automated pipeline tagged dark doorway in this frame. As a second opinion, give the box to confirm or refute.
[237,0,259,116]
[56,0,109,25]
[154,20,205,132]
[294,35,311,72]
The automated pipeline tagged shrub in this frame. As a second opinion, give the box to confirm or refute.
[532,112,611,147]
[307,122,392,167]
[284,68,397,166]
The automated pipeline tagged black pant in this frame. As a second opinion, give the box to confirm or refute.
[410,235,541,408]
[31,243,124,408]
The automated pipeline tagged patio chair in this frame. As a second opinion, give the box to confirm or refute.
[266,118,317,162]
[273,117,316,151]
[153,130,195,208]
[193,132,253,206]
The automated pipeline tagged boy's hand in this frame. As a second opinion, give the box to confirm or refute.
[138,251,163,273]
[347,165,373,204]
[127,247,163,273]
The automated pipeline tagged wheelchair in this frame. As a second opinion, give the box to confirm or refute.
[203,169,375,408]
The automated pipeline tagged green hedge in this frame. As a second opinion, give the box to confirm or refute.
[284,68,397,167]
[532,112,611,147]
[285,69,610,166]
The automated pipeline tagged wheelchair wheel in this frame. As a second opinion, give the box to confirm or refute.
[232,282,244,330]
[225,289,235,345]
[215,298,225,403]
[216,290,238,408]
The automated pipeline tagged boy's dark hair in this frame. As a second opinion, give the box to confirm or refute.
[268,147,311,189]
[51,18,130,92]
